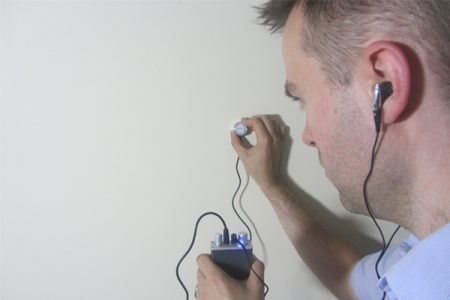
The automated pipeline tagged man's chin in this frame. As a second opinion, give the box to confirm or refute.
[339,193,360,214]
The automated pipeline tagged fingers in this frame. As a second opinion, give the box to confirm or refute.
[231,116,270,157]
[242,116,270,145]
[259,115,280,139]
[196,253,265,300]
[197,254,214,275]
[249,256,265,286]
[197,254,227,280]
[252,256,265,274]
[241,115,286,141]
[196,254,235,299]
[231,131,247,157]
[197,268,206,284]
[231,115,286,150]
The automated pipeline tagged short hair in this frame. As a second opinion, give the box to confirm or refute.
[257,0,450,95]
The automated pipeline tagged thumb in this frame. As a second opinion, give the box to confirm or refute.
[248,257,265,287]
[230,131,247,157]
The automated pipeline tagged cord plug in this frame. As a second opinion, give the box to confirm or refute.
[223,228,230,245]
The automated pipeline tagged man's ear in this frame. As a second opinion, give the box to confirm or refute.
[362,41,411,125]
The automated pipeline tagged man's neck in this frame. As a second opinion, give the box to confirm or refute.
[401,115,450,239]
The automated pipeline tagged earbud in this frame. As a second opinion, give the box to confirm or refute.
[372,81,393,133]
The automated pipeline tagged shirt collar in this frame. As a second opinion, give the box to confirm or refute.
[378,223,450,299]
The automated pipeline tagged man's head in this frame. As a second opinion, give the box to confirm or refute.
[257,1,450,221]
[258,0,450,93]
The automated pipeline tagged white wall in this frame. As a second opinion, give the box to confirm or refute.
[0,1,407,299]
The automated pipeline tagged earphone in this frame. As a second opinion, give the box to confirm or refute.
[372,81,393,132]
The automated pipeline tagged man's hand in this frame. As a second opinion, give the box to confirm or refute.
[231,115,288,190]
[196,254,265,300]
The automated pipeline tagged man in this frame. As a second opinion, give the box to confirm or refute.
[196,1,450,299]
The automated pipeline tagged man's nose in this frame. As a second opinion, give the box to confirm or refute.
[302,121,316,148]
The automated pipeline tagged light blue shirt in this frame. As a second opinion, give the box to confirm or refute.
[351,222,450,300]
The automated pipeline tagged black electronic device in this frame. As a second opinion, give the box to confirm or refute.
[210,231,252,281]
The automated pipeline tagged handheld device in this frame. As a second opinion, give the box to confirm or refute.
[176,156,269,299]
[211,231,252,280]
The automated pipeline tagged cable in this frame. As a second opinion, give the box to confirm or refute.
[175,212,228,300]
[375,224,401,278]
[363,132,401,300]
[378,224,401,300]
[233,157,270,296]
[231,157,253,241]
[363,132,386,278]
[176,157,269,299]
[237,240,270,296]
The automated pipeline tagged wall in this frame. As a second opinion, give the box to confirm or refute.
[0,1,406,299]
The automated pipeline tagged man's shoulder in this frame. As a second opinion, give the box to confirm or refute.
[351,223,450,299]
[380,223,450,299]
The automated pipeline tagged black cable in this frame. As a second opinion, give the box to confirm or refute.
[379,224,401,300]
[176,157,270,299]
[175,212,228,300]
[231,157,253,241]
[363,132,401,300]
[375,224,401,278]
[233,157,270,296]
[237,240,270,296]
[363,131,386,279]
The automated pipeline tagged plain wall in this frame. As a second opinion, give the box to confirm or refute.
[0,1,407,299]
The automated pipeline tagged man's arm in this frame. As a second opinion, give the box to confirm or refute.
[231,115,361,300]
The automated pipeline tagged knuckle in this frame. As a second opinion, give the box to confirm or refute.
[260,134,273,145]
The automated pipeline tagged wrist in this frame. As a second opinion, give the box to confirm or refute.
[258,178,286,195]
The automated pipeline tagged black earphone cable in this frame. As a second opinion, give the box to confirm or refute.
[378,224,401,300]
[363,131,386,279]
[232,157,253,241]
[363,131,401,300]
[237,240,270,296]
[232,157,269,295]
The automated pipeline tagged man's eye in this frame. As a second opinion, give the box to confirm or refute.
[294,97,306,111]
